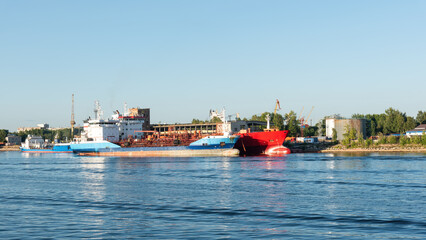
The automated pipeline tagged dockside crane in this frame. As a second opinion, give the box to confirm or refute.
[300,106,314,137]
[304,106,314,125]
[274,99,281,116]
[70,94,76,139]
[298,107,304,122]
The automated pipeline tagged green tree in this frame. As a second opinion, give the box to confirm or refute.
[284,111,300,137]
[272,113,285,130]
[365,138,373,148]
[303,126,318,137]
[387,135,398,144]
[403,117,417,132]
[250,114,263,121]
[192,119,204,124]
[357,132,365,147]
[332,128,337,142]
[0,129,9,142]
[416,111,426,124]
[370,120,376,136]
[383,108,406,134]
[342,125,356,147]
[399,136,409,146]
[411,135,422,145]
[316,118,326,136]
[210,116,223,123]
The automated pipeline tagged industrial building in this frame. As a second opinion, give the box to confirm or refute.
[17,124,50,132]
[5,134,21,146]
[152,120,268,136]
[326,118,367,141]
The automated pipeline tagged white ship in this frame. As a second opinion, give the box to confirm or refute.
[79,101,148,143]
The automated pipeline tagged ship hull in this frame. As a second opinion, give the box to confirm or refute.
[234,130,290,156]
[78,135,240,157]
[79,147,239,157]
[20,148,73,153]
[20,144,73,153]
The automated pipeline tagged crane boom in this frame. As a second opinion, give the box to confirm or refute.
[274,99,281,115]
[298,107,304,120]
[305,106,314,125]
[70,94,76,139]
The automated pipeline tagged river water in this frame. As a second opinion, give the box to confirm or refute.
[0,151,425,239]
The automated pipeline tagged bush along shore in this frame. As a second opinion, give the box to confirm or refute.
[322,134,426,153]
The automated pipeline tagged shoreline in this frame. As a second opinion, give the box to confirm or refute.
[0,146,20,152]
[320,144,426,153]
[2,145,426,153]
[321,148,426,153]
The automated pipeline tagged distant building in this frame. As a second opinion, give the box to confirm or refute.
[152,120,268,136]
[326,118,367,141]
[230,120,267,133]
[18,123,50,132]
[5,134,21,146]
[406,124,426,136]
[23,135,45,148]
[209,108,226,122]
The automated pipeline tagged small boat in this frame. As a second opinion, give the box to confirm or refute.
[20,135,73,153]
[20,143,73,153]
[77,134,240,157]
[20,135,121,154]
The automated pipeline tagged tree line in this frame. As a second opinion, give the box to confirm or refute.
[0,128,82,143]
[351,109,425,137]
[242,108,425,138]
[340,126,426,148]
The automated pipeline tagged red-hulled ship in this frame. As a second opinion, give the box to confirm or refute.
[234,129,291,156]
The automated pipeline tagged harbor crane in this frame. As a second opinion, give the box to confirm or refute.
[300,106,314,137]
[274,99,281,115]
[70,94,76,139]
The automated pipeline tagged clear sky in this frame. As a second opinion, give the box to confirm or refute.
[1,0,425,131]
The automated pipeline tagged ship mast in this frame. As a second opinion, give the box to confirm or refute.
[70,94,76,139]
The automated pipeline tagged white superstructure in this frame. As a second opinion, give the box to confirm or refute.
[21,135,47,149]
[80,101,145,142]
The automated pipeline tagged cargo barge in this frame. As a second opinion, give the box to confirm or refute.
[77,135,240,157]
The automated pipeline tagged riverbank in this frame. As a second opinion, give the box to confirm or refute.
[287,142,426,153]
[0,145,20,151]
[321,144,426,153]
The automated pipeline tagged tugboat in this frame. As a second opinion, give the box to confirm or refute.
[20,135,73,153]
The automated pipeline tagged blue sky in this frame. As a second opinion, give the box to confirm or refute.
[1,0,425,131]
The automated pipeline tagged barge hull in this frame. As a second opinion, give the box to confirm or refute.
[78,148,240,157]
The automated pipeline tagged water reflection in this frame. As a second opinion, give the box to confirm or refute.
[80,157,107,202]
[240,156,287,170]
[79,157,107,229]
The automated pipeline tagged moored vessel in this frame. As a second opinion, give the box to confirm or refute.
[77,134,240,157]
[20,135,73,153]
[234,129,290,156]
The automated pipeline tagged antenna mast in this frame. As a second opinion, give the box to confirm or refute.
[70,94,76,139]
